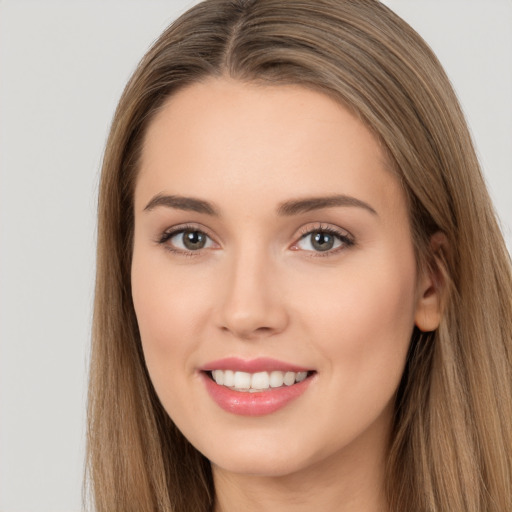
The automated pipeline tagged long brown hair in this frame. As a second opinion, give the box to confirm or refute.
[86,1,512,510]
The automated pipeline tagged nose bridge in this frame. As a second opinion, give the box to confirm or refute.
[217,240,288,339]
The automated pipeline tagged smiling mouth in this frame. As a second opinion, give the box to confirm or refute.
[207,370,315,393]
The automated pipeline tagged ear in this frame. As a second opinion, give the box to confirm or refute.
[414,232,448,332]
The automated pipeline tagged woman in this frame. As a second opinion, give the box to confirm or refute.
[86,1,512,510]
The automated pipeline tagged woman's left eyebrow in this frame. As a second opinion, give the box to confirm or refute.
[143,193,377,217]
[277,195,377,216]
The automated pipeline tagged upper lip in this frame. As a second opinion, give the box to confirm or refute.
[200,357,312,373]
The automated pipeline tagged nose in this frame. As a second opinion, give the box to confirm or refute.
[215,247,289,340]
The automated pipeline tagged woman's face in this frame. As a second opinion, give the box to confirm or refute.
[131,78,437,478]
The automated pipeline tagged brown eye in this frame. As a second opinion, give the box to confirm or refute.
[181,230,207,250]
[295,227,353,254]
[163,228,215,252]
[310,231,336,251]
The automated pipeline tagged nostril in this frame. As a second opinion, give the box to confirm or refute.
[219,321,283,340]
[254,326,273,334]
[215,276,290,338]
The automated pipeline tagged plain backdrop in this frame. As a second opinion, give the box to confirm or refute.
[0,1,511,511]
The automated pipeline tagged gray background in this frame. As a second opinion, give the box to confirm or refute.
[0,1,511,510]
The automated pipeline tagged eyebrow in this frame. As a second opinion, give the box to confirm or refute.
[144,194,219,215]
[143,193,377,217]
[277,195,377,216]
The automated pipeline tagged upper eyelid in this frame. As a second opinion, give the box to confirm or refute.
[156,222,354,248]
[161,222,213,237]
[157,223,217,245]
[291,223,356,255]
[296,222,353,240]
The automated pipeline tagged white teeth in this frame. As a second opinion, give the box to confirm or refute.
[251,371,270,390]
[212,370,224,385]
[269,371,284,388]
[223,370,235,387]
[210,369,310,392]
[296,371,308,383]
[234,371,251,389]
[283,371,296,386]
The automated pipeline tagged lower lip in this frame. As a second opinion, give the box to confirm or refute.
[201,372,314,416]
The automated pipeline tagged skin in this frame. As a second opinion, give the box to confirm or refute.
[131,78,441,512]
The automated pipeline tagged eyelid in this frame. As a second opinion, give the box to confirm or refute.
[155,221,354,256]
[156,223,219,254]
[290,222,355,255]
[296,222,352,239]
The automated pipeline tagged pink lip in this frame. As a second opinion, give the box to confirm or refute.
[199,357,315,416]
[200,357,311,373]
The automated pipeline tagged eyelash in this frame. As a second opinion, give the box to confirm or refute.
[157,223,214,257]
[295,223,355,257]
[157,223,355,257]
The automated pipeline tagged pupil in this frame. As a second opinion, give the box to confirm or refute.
[183,230,206,250]
[312,231,334,251]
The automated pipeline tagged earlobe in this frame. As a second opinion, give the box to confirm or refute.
[414,232,448,332]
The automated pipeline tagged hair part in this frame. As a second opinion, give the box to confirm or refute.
[87,1,512,510]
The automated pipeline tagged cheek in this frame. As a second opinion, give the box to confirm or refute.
[130,249,212,379]
[299,251,417,388]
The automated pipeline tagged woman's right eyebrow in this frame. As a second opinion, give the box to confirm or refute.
[143,194,219,216]
[143,193,377,217]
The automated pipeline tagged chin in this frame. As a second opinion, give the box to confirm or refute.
[198,430,324,478]
[210,451,311,478]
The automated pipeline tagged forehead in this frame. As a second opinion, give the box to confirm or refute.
[136,78,402,218]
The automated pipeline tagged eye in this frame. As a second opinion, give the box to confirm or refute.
[293,226,354,254]
[159,227,216,253]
